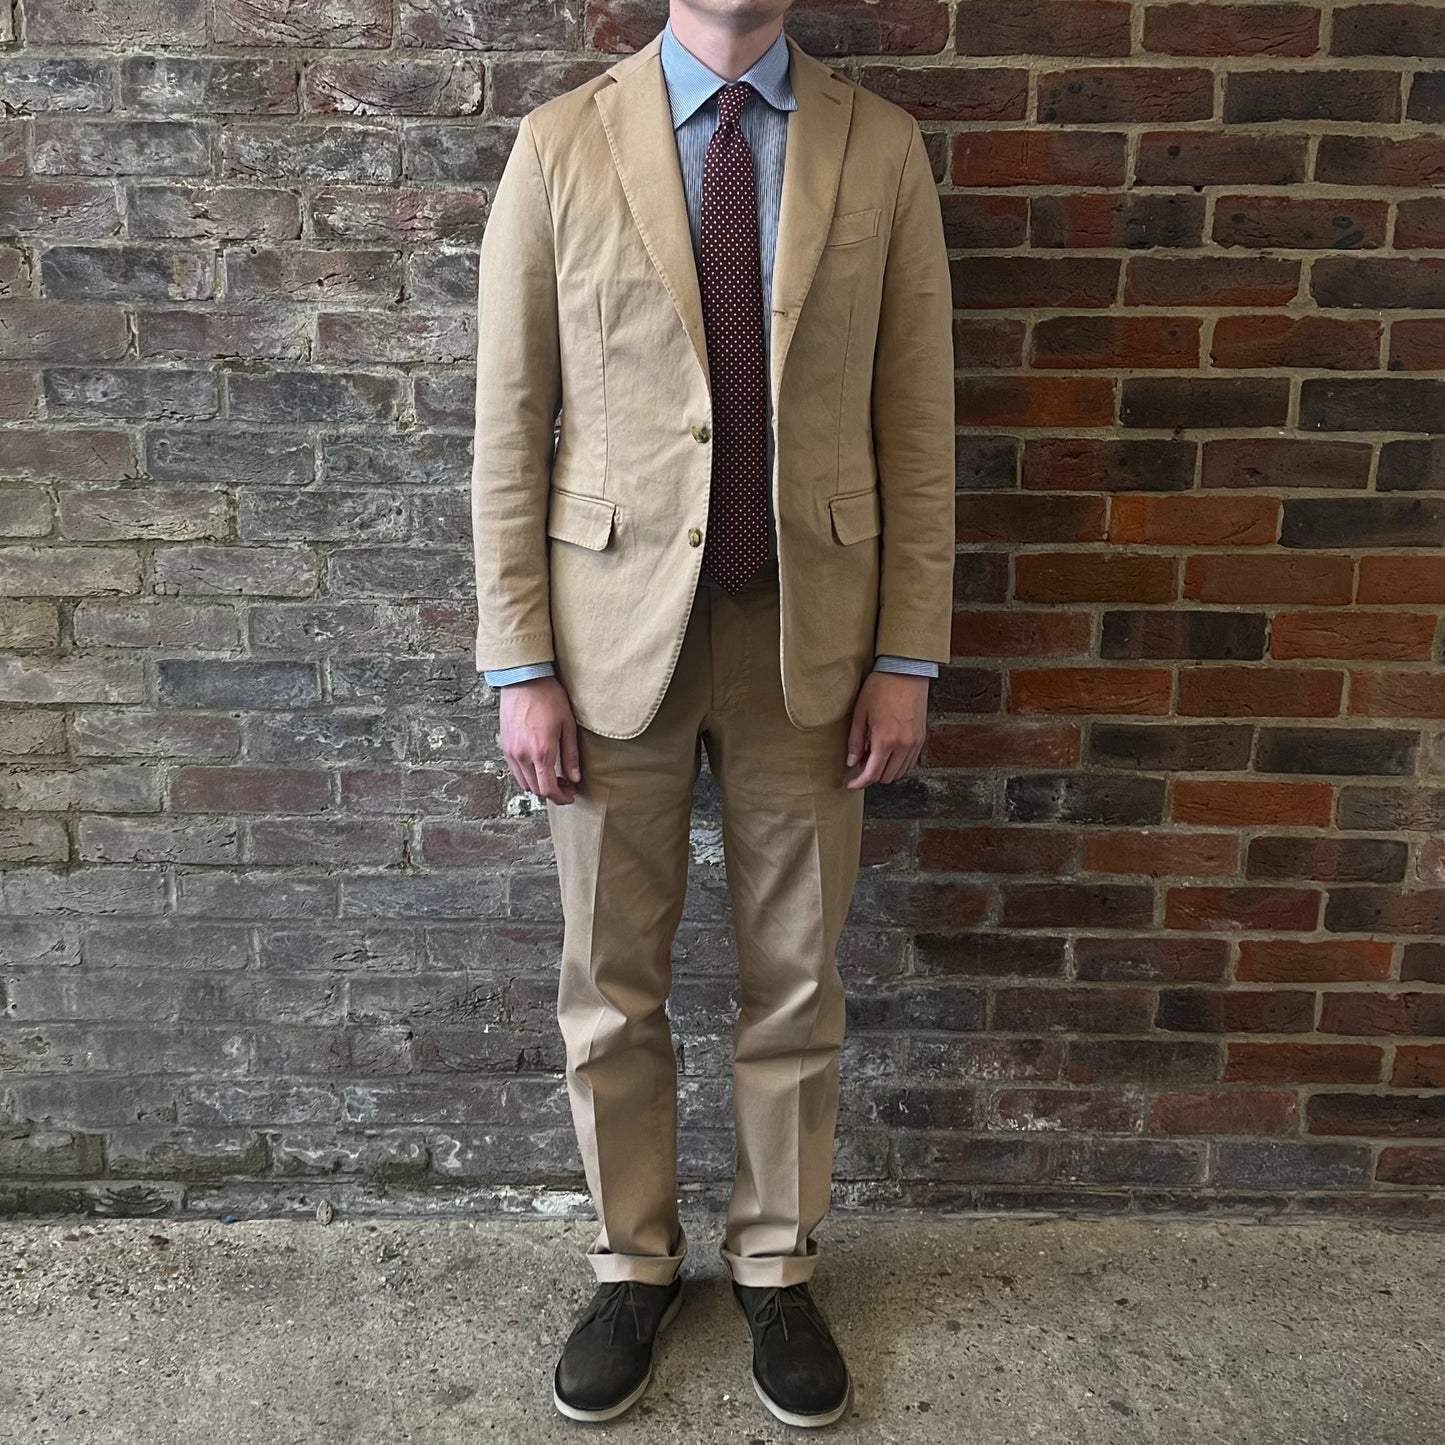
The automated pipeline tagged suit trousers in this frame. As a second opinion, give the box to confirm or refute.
[545,557,867,1287]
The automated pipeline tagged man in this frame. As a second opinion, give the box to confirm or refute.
[471,0,954,1427]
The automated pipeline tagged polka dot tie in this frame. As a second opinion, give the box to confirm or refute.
[698,80,769,595]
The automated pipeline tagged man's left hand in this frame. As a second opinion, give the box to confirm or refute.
[845,670,929,788]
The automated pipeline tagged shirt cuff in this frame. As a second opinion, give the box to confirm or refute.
[872,654,940,678]
[483,661,557,687]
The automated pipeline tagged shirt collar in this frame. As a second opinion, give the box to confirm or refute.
[658,18,796,128]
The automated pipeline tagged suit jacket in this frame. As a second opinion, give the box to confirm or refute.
[471,27,956,740]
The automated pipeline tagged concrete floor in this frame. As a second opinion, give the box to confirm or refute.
[1,1210,1442,1444]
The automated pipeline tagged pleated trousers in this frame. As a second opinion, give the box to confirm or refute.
[545,557,866,1287]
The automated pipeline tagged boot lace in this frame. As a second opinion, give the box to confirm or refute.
[579,1280,648,1347]
[748,1283,825,1344]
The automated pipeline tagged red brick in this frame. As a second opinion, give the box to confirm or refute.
[950,610,1091,657]
[1177,666,1343,718]
[1226,1042,1383,1085]
[1031,314,1201,368]
[957,375,1117,427]
[917,826,1075,875]
[1010,667,1173,716]
[1110,495,1279,546]
[1125,256,1302,308]
[1396,193,1445,246]
[1016,553,1177,603]
[1142,4,1320,57]
[1390,316,1445,370]
[952,129,1126,187]
[1376,1146,1445,1186]
[1357,556,1445,603]
[1038,66,1215,123]
[1136,129,1308,187]
[1185,554,1354,604]
[1146,1089,1298,1135]
[1350,671,1445,719]
[1211,312,1381,369]
[1237,939,1393,983]
[953,313,1027,366]
[1081,829,1238,877]
[1165,886,1321,931]
[1000,884,1155,929]
[1271,611,1438,660]
[1172,780,1333,827]
[955,495,1106,543]
[924,720,1081,768]
[956,256,1120,310]
[1394,1046,1445,1089]
[1201,437,1372,491]
[1320,991,1445,1036]
[954,2,1132,57]
[1213,197,1392,251]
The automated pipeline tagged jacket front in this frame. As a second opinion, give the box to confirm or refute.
[471,28,956,739]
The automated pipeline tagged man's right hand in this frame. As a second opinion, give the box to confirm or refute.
[497,675,582,805]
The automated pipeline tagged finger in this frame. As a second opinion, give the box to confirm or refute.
[533,752,563,803]
[879,743,907,785]
[515,754,541,796]
[846,704,868,768]
[560,717,581,784]
[847,738,890,790]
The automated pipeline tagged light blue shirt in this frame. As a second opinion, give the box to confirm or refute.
[484,20,938,688]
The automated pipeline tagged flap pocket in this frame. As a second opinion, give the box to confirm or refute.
[829,486,882,545]
[824,207,880,247]
[547,487,617,550]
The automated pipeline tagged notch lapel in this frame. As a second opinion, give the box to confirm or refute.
[593,29,855,408]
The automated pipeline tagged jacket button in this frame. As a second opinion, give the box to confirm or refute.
[687,527,702,546]
[691,423,710,442]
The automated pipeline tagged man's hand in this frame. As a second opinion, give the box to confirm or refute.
[845,670,929,789]
[497,676,582,805]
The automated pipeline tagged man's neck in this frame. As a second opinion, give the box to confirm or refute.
[666,8,784,81]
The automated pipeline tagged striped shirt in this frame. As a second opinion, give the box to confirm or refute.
[482,20,938,687]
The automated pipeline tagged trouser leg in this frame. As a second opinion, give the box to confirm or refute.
[701,560,867,1287]
[546,588,711,1285]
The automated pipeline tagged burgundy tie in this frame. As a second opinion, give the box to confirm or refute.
[698,80,770,595]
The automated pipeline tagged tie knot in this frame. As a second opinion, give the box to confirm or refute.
[715,81,754,127]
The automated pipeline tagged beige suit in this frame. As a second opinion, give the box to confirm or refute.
[471,27,955,1287]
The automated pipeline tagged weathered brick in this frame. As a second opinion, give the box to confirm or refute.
[1226,1042,1383,1085]
[1005,772,1167,825]
[1142,5,1319,57]
[1022,436,1195,492]
[1325,888,1445,936]
[1300,378,1445,433]
[1201,437,1372,491]
[1247,836,1406,884]
[1164,887,1320,932]
[1100,611,1267,661]
[1088,722,1252,771]
[1256,727,1418,776]
[1039,66,1213,123]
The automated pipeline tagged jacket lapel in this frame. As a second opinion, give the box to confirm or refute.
[593,29,855,407]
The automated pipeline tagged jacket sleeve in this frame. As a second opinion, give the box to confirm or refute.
[869,116,956,666]
[471,112,562,674]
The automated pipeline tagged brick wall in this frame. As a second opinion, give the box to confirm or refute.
[2,1,1444,1220]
